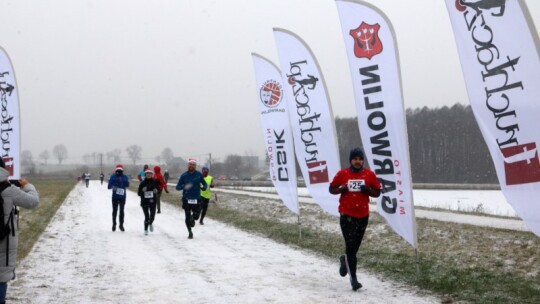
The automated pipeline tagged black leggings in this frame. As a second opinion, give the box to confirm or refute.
[112,198,126,225]
[182,199,201,231]
[141,203,156,230]
[340,214,369,278]
[156,191,162,212]
[200,197,210,222]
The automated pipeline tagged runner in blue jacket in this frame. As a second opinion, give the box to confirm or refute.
[176,159,207,239]
[107,164,130,232]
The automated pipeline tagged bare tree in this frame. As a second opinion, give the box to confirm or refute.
[52,144,68,165]
[106,149,122,164]
[161,147,174,165]
[39,150,50,165]
[126,145,142,165]
[224,154,243,179]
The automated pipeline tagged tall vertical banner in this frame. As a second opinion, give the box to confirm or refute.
[251,53,299,214]
[273,29,341,216]
[446,0,540,237]
[335,0,417,247]
[0,47,20,179]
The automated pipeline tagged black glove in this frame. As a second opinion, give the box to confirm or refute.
[360,184,371,195]
[339,185,348,193]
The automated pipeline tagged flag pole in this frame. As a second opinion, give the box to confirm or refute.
[415,248,420,276]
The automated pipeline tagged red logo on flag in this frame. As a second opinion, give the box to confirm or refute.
[307,160,329,184]
[350,22,383,60]
[501,143,540,185]
[455,0,467,12]
[260,80,283,108]
[3,157,14,176]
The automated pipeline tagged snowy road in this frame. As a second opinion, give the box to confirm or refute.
[9,181,438,303]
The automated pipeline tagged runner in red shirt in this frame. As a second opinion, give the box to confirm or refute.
[329,147,381,291]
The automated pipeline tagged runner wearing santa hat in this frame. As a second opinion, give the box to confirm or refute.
[138,168,160,235]
[107,164,130,232]
[175,158,208,239]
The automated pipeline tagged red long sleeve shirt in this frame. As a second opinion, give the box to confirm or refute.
[329,167,381,218]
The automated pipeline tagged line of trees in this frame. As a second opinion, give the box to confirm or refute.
[336,104,498,184]
[22,104,498,184]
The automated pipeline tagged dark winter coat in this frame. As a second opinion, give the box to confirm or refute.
[107,172,130,199]
[0,168,39,282]
[175,170,207,200]
[138,178,160,206]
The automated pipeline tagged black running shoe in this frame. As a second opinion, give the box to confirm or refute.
[350,276,362,291]
[188,231,193,239]
[339,255,347,277]
[112,224,116,232]
[119,225,125,232]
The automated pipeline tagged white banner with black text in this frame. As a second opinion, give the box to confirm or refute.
[273,29,341,216]
[336,0,417,247]
[0,47,21,179]
[445,0,540,237]
[251,53,299,214]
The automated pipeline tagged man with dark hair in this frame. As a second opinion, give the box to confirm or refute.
[199,166,214,225]
[329,148,381,291]
[0,158,39,303]
[107,164,130,232]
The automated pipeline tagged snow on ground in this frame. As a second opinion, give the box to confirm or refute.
[9,181,439,303]
[241,187,517,217]
[216,188,529,232]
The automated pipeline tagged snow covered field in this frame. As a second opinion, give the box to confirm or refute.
[217,187,528,232]
[8,181,439,303]
[240,186,517,217]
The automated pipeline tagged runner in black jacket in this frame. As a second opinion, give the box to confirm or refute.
[138,168,160,235]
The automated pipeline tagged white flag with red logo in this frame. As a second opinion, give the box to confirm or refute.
[446,0,540,237]
[0,47,21,179]
[335,0,417,247]
[251,53,299,214]
[273,29,341,216]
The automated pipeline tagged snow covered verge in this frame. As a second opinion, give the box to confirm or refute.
[215,188,528,232]
[8,182,440,303]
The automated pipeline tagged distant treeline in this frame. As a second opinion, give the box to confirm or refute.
[336,103,498,184]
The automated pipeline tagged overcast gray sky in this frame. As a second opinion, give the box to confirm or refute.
[1,0,540,164]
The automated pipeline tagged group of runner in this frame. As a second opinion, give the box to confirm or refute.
[102,147,380,292]
[105,160,214,238]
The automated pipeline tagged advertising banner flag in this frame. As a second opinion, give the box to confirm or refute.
[445,0,540,237]
[335,0,417,247]
[251,53,299,214]
[0,47,21,179]
[273,29,341,216]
